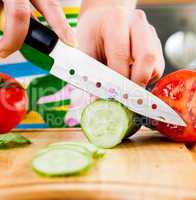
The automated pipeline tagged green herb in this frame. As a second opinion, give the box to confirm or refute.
[0,133,31,149]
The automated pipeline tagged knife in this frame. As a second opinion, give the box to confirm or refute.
[2,17,186,126]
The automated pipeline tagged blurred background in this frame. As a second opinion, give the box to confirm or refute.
[139,0,196,74]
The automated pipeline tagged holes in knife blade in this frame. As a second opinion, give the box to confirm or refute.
[96,82,102,88]
[137,98,143,105]
[108,88,116,94]
[69,69,75,75]
[82,76,88,82]
[108,88,117,98]
[152,104,157,110]
[123,93,129,99]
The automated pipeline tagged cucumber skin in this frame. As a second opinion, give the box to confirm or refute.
[81,100,126,148]
[81,99,141,148]
[124,109,141,138]
[32,147,93,177]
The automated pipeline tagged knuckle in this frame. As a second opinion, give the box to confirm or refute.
[0,50,11,58]
[12,2,30,21]
[142,53,158,65]
[12,11,28,22]
[110,46,130,61]
[110,6,128,19]
[135,9,147,21]
[137,74,150,86]
[113,6,125,13]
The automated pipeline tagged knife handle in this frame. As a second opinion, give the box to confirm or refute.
[25,18,58,55]
[0,7,58,55]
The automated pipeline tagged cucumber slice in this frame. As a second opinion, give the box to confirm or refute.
[32,147,93,177]
[81,99,141,148]
[48,141,105,158]
[35,146,90,159]
[48,144,92,157]
[0,133,31,149]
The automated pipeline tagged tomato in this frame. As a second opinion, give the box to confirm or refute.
[152,69,196,142]
[0,73,28,133]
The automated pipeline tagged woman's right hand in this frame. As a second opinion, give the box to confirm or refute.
[0,0,75,58]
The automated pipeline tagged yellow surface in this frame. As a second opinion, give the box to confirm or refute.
[0,5,4,31]
[21,111,45,124]
[52,105,70,111]
[63,7,80,14]
[34,7,80,17]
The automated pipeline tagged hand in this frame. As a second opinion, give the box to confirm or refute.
[76,7,165,87]
[0,0,75,58]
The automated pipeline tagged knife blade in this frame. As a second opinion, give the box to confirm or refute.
[24,18,186,127]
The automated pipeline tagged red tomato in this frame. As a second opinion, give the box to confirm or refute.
[152,69,196,142]
[0,73,28,133]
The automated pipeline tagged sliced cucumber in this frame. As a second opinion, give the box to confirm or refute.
[0,133,31,149]
[35,145,90,158]
[48,144,92,157]
[32,147,93,177]
[81,99,141,148]
[48,141,105,158]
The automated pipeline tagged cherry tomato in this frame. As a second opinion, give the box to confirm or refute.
[0,73,28,133]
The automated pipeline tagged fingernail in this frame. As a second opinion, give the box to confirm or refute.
[67,38,77,48]
[66,35,77,47]
[140,83,146,88]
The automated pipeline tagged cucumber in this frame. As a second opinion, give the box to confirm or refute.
[49,144,92,157]
[81,99,141,148]
[48,141,105,158]
[32,147,93,177]
[0,133,31,149]
[35,145,90,158]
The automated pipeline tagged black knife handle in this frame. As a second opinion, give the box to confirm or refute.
[24,18,58,55]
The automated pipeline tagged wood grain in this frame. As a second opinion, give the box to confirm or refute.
[0,128,196,200]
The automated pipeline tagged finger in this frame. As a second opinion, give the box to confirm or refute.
[130,10,163,87]
[102,7,131,78]
[148,25,165,82]
[0,0,30,58]
[31,0,76,46]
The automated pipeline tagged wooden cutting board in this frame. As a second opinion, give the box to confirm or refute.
[0,128,196,200]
